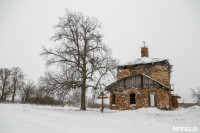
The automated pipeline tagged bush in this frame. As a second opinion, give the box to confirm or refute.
[28,96,63,105]
[87,102,109,108]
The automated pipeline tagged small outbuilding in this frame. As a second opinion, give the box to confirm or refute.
[171,95,181,108]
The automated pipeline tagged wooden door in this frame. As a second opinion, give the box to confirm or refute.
[150,92,156,107]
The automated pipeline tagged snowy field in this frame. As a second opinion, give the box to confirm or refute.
[0,103,199,133]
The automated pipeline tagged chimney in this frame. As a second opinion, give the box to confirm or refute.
[141,41,149,57]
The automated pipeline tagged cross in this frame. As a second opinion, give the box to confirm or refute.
[97,92,108,113]
[143,41,146,47]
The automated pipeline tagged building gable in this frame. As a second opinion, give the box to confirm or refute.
[106,74,172,92]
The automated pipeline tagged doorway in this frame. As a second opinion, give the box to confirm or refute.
[150,92,156,107]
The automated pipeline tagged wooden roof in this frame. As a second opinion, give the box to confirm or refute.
[171,94,181,98]
[105,73,172,92]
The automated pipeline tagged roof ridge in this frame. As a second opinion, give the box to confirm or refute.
[118,57,168,67]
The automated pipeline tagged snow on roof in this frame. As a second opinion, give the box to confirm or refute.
[172,94,181,98]
[118,57,168,67]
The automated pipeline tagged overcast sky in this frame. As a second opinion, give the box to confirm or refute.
[0,0,199,102]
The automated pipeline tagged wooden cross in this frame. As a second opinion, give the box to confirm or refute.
[97,92,108,113]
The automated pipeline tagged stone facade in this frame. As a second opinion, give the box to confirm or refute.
[117,64,170,87]
[171,96,179,108]
[150,65,170,87]
[110,87,172,110]
[117,69,131,80]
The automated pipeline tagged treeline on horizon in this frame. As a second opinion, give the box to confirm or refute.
[0,67,107,108]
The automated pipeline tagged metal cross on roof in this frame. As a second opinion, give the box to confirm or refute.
[143,41,146,47]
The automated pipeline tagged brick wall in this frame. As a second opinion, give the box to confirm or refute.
[117,65,170,87]
[141,47,149,57]
[171,96,179,108]
[150,65,170,87]
[110,87,172,110]
[117,69,131,80]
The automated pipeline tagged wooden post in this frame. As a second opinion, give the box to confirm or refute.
[97,92,108,113]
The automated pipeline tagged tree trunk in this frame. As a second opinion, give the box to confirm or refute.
[12,80,17,103]
[81,56,87,110]
[1,89,4,101]
[80,81,86,110]
[1,81,6,101]
[25,91,29,103]
[80,41,87,110]
[12,86,16,103]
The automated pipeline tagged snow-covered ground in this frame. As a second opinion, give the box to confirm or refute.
[0,103,199,133]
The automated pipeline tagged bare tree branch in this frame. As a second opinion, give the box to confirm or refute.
[41,9,118,110]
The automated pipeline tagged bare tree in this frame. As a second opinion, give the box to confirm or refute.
[20,80,35,103]
[57,88,70,103]
[0,68,12,101]
[41,9,118,110]
[90,88,101,104]
[10,67,25,102]
[66,89,82,106]
[39,70,71,101]
[191,87,200,103]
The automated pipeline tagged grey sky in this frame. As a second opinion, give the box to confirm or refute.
[0,0,200,102]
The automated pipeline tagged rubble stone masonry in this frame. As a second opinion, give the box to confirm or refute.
[110,87,172,110]
[117,65,170,87]
[171,96,179,108]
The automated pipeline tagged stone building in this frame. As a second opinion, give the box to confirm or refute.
[105,45,180,110]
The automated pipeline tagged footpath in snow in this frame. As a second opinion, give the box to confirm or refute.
[0,103,199,133]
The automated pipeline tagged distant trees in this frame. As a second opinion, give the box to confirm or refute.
[10,67,25,102]
[191,87,200,103]
[0,68,12,101]
[20,80,35,103]
[0,66,74,105]
[41,9,118,110]
[0,67,25,102]
[39,70,71,103]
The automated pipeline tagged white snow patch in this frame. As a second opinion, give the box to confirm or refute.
[0,103,199,133]
[119,57,167,66]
